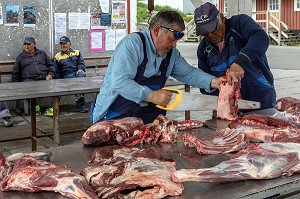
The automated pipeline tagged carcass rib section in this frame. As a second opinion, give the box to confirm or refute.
[172,142,300,183]
[81,146,184,199]
[183,128,249,155]
[217,81,241,121]
[0,155,97,199]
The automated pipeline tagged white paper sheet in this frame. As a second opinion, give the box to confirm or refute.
[54,13,67,44]
[69,12,90,29]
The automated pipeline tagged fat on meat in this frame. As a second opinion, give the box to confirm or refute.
[177,120,208,131]
[172,142,300,183]
[81,146,184,199]
[0,155,97,199]
[217,80,241,121]
[183,128,249,155]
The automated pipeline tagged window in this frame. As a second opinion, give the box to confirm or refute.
[295,0,300,11]
[268,0,279,11]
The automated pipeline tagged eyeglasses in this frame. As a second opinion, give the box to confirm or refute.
[160,25,184,39]
[23,43,33,46]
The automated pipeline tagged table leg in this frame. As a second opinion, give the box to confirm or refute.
[30,98,37,151]
[185,84,191,120]
[53,96,60,145]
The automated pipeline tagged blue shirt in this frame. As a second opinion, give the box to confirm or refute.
[93,28,215,123]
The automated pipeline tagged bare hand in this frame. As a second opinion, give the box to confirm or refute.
[145,89,172,107]
[211,76,227,89]
[46,74,53,80]
[77,69,84,73]
[227,63,244,84]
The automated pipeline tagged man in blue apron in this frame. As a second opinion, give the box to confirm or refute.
[92,10,225,124]
[194,2,276,112]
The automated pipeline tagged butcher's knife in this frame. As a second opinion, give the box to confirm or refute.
[156,87,261,111]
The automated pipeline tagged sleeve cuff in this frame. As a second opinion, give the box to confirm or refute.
[233,53,250,68]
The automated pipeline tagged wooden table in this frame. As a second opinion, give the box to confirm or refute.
[0,77,186,151]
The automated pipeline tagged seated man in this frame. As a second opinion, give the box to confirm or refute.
[12,36,55,115]
[0,102,13,127]
[53,36,88,113]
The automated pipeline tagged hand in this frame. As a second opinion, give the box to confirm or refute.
[145,89,172,107]
[211,76,227,89]
[46,74,53,80]
[77,69,85,73]
[227,63,244,84]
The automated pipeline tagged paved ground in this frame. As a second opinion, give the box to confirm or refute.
[1,44,300,156]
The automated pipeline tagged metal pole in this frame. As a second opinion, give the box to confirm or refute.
[48,0,53,57]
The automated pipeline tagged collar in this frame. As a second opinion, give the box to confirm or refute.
[60,48,74,55]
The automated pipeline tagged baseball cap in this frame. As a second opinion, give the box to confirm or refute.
[24,37,36,44]
[59,36,70,43]
[194,2,220,36]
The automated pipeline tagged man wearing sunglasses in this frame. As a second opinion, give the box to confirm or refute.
[194,2,276,111]
[12,36,55,115]
[92,10,225,124]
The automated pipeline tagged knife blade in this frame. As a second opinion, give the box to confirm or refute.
[156,87,261,111]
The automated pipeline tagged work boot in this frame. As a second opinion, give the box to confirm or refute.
[35,105,41,115]
[44,107,53,117]
[0,117,13,127]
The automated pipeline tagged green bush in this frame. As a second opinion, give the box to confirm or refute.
[137,2,191,24]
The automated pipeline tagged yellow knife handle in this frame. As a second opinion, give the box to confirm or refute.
[156,87,183,110]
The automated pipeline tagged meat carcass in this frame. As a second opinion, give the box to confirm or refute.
[82,117,144,146]
[172,142,300,183]
[274,97,300,123]
[275,97,300,112]
[177,120,208,131]
[81,146,184,199]
[0,154,97,199]
[217,80,241,121]
[82,115,179,146]
[183,128,249,155]
[229,113,300,131]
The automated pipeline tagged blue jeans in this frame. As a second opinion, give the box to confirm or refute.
[64,72,87,110]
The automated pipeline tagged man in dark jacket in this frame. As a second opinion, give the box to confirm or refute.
[53,36,88,113]
[12,36,55,115]
[194,2,276,111]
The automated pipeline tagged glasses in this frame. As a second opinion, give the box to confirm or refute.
[23,43,33,46]
[160,25,184,39]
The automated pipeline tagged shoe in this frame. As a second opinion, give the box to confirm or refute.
[0,117,13,127]
[35,105,41,115]
[44,107,53,117]
[76,107,89,113]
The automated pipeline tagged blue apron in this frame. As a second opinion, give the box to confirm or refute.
[204,30,276,111]
[103,32,173,124]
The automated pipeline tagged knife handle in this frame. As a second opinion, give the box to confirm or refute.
[156,87,183,110]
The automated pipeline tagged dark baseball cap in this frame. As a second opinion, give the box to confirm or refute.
[194,2,220,36]
[59,36,70,43]
[24,36,36,44]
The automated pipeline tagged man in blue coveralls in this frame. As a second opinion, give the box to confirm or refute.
[92,10,225,124]
[194,2,276,112]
